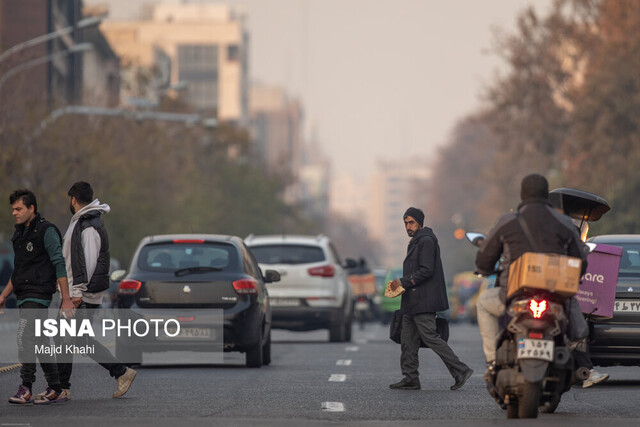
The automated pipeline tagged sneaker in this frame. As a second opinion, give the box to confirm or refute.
[35,388,70,402]
[389,378,421,390]
[8,385,33,404]
[33,388,67,405]
[583,369,609,389]
[451,368,474,390]
[113,367,137,398]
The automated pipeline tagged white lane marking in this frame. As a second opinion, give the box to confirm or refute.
[329,374,347,382]
[321,401,345,412]
[345,346,359,352]
[336,359,352,366]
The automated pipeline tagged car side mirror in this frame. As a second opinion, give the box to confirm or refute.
[465,232,486,247]
[344,258,358,269]
[110,269,127,282]
[264,269,281,283]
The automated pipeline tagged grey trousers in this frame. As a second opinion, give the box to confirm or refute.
[400,312,469,382]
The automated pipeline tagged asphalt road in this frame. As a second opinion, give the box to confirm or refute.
[1,322,640,426]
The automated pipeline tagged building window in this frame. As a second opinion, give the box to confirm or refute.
[178,44,219,109]
[227,45,239,62]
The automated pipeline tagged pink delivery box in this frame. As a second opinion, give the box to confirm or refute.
[576,243,622,318]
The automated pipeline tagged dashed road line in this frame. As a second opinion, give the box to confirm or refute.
[336,359,352,366]
[321,402,345,412]
[345,346,359,352]
[329,374,347,382]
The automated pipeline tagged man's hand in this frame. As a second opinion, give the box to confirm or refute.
[389,278,402,291]
[72,297,83,308]
[60,298,76,319]
[0,294,6,310]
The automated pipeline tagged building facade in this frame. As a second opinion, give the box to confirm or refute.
[0,0,85,105]
[100,3,249,124]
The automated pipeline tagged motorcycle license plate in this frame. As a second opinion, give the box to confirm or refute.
[517,338,554,361]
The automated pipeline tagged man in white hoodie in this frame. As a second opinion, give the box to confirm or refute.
[40,182,136,401]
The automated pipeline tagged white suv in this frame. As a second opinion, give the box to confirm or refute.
[245,234,354,342]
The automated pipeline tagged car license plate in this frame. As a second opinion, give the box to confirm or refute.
[517,338,554,361]
[614,300,640,313]
[270,298,300,307]
[162,327,212,340]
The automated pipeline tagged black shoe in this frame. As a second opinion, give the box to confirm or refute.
[389,379,421,390]
[451,369,473,390]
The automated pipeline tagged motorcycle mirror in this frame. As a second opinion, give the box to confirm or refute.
[585,242,597,254]
[465,232,486,247]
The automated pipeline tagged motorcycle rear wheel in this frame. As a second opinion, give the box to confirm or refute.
[518,381,541,419]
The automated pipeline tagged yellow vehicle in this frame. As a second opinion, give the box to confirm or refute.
[449,271,491,323]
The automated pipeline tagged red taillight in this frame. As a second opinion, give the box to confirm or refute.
[178,316,195,322]
[233,279,258,295]
[529,299,548,319]
[173,239,205,244]
[529,332,544,339]
[307,265,335,277]
[118,279,142,295]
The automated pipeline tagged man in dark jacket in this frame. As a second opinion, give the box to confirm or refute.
[0,189,74,404]
[475,174,588,365]
[389,207,473,390]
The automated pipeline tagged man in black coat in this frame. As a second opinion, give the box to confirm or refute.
[389,207,473,390]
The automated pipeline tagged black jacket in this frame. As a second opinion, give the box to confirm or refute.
[476,199,588,296]
[11,214,61,300]
[70,210,110,293]
[399,227,449,315]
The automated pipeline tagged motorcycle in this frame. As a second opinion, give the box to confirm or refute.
[465,187,610,418]
[468,233,588,418]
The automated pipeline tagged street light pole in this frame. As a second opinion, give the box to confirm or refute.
[0,43,93,95]
[35,105,218,137]
[0,16,102,66]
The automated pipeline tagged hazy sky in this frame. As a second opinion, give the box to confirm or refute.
[90,0,551,179]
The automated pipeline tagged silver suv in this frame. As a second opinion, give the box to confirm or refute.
[245,234,354,342]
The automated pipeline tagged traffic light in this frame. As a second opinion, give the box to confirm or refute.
[454,228,466,240]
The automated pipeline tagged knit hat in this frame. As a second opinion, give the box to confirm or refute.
[520,173,549,201]
[403,207,425,227]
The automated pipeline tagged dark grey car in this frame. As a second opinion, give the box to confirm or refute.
[113,234,279,367]
[587,235,640,366]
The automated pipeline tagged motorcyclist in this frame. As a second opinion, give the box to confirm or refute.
[474,174,588,375]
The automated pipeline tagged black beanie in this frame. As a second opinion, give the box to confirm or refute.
[520,173,549,201]
[403,207,425,227]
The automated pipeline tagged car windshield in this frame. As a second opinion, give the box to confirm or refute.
[250,244,325,265]
[616,244,640,278]
[138,242,238,272]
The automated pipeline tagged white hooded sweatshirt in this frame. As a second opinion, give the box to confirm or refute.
[63,199,111,305]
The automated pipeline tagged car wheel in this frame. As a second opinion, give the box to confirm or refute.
[262,329,272,366]
[329,307,348,343]
[344,312,353,342]
[246,339,264,368]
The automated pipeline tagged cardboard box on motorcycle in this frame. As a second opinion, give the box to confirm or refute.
[507,253,582,298]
